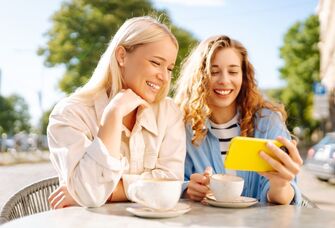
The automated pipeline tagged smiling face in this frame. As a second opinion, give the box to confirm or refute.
[117,36,178,103]
[207,47,243,120]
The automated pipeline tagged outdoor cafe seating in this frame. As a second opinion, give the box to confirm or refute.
[0,176,324,227]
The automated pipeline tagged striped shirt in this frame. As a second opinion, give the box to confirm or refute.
[209,114,239,175]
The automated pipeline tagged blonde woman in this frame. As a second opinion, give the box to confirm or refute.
[174,35,303,205]
[47,16,185,208]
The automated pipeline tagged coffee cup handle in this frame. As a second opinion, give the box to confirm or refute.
[127,181,147,206]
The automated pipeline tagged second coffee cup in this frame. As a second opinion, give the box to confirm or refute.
[209,174,244,202]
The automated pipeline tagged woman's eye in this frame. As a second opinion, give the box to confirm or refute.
[230,71,238,75]
[150,60,160,66]
[168,68,173,72]
[211,71,219,75]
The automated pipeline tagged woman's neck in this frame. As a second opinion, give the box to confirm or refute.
[209,105,237,124]
[123,109,137,131]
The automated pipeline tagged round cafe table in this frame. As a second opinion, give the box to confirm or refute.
[2,200,335,228]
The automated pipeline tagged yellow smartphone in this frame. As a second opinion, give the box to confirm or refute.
[224,136,288,172]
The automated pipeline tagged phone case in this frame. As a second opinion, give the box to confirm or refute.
[224,136,286,172]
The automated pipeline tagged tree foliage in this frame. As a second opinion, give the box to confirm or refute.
[38,0,197,94]
[40,108,53,135]
[0,95,31,135]
[278,15,320,136]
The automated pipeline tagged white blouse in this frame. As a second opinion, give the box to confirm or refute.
[47,90,186,207]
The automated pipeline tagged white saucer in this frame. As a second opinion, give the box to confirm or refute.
[126,202,191,218]
[205,194,258,208]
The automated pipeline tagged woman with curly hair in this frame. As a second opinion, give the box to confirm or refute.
[174,35,303,205]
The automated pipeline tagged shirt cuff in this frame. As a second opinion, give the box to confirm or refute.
[260,181,270,203]
[181,181,189,197]
[260,180,302,205]
[289,181,302,205]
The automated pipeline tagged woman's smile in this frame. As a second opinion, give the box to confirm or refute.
[213,89,233,96]
[146,81,161,92]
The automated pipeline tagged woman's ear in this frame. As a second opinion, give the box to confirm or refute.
[115,46,126,67]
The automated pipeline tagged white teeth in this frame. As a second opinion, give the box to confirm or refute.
[215,89,231,95]
[147,81,160,90]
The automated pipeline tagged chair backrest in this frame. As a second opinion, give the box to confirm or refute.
[300,194,318,208]
[0,176,59,224]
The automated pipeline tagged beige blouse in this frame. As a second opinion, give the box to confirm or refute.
[47,90,186,207]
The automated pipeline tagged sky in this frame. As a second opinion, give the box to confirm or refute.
[0,0,318,126]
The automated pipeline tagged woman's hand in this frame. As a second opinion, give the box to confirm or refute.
[101,89,149,125]
[48,185,79,209]
[185,167,212,202]
[98,89,149,158]
[259,136,303,204]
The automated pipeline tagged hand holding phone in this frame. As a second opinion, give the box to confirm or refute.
[224,136,288,172]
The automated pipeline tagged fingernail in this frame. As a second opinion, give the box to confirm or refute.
[267,142,274,148]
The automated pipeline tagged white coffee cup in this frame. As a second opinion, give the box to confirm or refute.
[122,174,141,199]
[209,174,244,202]
[127,178,182,211]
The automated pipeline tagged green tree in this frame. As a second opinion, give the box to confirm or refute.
[279,15,320,137]
[38,0,197,94]
[0,94,31,135]
[40,108,53,135]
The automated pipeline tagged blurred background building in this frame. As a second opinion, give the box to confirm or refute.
[318,0,335,130]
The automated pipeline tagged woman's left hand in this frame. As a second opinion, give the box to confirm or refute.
[259,136,303,204]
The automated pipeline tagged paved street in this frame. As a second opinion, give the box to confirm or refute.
[0,162,57,210]
[0,162,335,212]
[298,166,335,212]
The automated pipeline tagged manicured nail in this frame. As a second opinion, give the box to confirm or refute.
[266,142,274,148]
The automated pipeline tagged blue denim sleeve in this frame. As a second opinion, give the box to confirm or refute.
[182,125,195,195]
[256,110,302,205]
[182,152,193,194]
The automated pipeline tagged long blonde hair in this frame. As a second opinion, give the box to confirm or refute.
[174,35,286,145]
[73,16,178,102]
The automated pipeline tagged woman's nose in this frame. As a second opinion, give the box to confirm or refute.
[217,71,229,84]
[157,69,170,83]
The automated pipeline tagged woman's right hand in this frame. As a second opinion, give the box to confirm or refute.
[101,89,149,124]
[97,89,149,159]
[186,167,212,201]
[48,185,79,209]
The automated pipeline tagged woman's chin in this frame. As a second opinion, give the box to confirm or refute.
[141,95,156,104]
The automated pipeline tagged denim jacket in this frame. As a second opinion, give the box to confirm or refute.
[183,108,302,205]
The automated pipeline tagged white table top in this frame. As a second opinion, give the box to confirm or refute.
[2,200,335,228]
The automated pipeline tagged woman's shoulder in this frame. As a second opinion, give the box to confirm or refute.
[255,108,284,123]
[254,108,290,139]
[51,94,95,117]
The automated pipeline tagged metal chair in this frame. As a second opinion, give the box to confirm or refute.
[301,194,318,208]
[0,176,59,224]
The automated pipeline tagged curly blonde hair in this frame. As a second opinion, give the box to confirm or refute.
[174,35,286,145]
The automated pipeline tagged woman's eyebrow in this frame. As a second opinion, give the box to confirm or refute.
[153,55,175,66]
[211,64,241,68]
[229,65,241,68]
[152,56,166,61]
